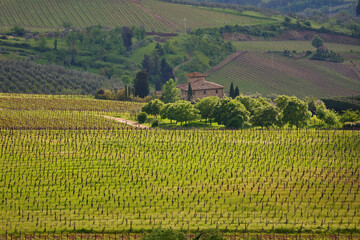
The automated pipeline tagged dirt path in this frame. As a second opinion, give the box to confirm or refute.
[104,116,151,129]
[132,0,178,32]
[206,50,247,75]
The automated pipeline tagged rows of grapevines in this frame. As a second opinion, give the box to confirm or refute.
[207,52,360,98]
[141,0,276,31]
[0,110,131,130]
[0,0,170,31]
[0,94,144,112]
[232,41,359,53]
[1,129,359,233]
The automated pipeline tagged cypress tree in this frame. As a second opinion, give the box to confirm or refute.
[187,83,193,102]
[133,70,149,98]
[357,0,360,16]
[160,59,174,86]
[229,82,235,98]
[234,86,240,98]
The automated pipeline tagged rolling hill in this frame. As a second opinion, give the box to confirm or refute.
[0,0,279,32]
[207,51,360,98]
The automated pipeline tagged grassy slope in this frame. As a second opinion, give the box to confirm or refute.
[207,51,360,98]
[0,0,279,32]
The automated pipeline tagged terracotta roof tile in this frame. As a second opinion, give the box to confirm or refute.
[187,72,207,78]
[177,80,224,91]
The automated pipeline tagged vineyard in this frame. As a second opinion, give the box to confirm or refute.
[207,52,360,98]
[232,41,360,53]
[0,0,169,32]
[0,94,360,236]
[141,0,278,30]
[0,129,359,234]
[0,0,279,32]
[0,94,143,130]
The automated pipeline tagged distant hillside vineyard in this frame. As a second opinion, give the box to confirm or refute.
[0,0,279,32]
[207,52,360,98]
[0,59,115,95]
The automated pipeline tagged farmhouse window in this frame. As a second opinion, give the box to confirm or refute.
[204,90,206,94]
[216,90,218,93]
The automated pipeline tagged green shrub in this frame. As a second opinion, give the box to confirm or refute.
[343,121,360,130]
[141,228,186,240]
[137,112,148,124]
[151,119,159,128]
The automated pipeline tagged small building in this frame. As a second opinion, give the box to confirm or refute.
[177,72,224,100]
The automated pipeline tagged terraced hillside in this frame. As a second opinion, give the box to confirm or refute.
[0,0,279,32]
[207,52,360,98]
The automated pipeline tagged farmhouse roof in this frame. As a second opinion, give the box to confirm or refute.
[177,81,223,91]
[187,72,207,78]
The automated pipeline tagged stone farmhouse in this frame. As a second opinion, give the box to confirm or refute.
[177,72,224,100]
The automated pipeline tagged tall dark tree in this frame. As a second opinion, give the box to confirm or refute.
[234,86,240,98]
[142,55,152,74]
[229,82,235,98]
[133,70,149,98]
[187,83,193,102]
[122,26,133,51]
[152,55,160,76]
[160,58,174,86]
[357,0,360,16]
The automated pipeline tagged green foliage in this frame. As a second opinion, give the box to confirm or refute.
[198,231,225,240]
[340,110,360,123]
[213,97,250,129]
[163,100,200,125]
[311,49,344,63]
[195,96,220,124]
[279,96,312,128]
[343,121,360,130]
[252,104,279,128]
[311,35,324,49]
[142,229,187,240]
[160,58,174,87]
[187,83,193,102]
[142,99,165,117]
[132,26,146,42]
[133,70,150,98]
[229,83,235,99]
[137,112,148,123]
[151,119,160,128]
[321,96,360,112]
[161,79,181,103]
[122,26,133,51]
[10,25,26,36]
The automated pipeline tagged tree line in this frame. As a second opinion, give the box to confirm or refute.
[141,93,360,129]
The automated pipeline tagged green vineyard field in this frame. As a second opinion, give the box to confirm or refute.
[0,0,279,32]
[0,0,169,32]
[207,52,360,98]
[0,129,359,233]
[232,41,360,53]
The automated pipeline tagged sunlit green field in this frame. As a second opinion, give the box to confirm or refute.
[1,129,359,233]
[1,94,359,235]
